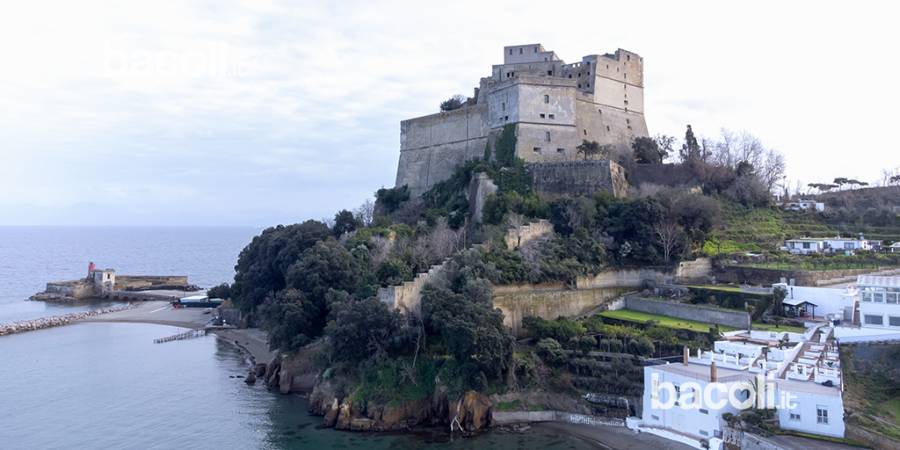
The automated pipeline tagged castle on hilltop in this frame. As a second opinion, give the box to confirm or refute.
[394,43,649,196]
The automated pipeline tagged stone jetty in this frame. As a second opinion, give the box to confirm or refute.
[0,304,137,336]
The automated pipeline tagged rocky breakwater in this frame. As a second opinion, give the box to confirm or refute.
[0,304,137,336]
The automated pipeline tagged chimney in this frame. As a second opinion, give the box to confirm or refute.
[710,361,718,382]
[683,346,689,366]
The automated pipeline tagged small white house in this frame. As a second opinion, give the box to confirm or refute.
[822,237,871,254]
[784,200,825,212]
[887,242,900,253]
[785,238,825,254]
[858,275,900,329]
[785,236,871,255]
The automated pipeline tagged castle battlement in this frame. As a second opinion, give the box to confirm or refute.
[394,43,649,196]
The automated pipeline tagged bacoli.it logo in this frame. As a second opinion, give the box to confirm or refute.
[649,372,797,411]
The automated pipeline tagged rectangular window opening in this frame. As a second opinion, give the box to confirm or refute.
[865,315,884,325]
[817,406,829,424]
[532,147,541,154]
[556,148,564,153]
[539,113,545,119]
[544,94,550,104]
[548,114,555,119]
[889,316,900,327]
[545,131,551,142]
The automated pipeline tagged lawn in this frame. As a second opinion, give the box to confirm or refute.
[599,309,807,334]
[749,322,807,334]
[599,309,736,333]
[687,284,745,293]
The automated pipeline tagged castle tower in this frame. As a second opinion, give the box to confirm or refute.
[394,44,648,196]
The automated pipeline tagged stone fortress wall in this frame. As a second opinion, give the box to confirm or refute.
[395,43,648,196]
[529,160,628,198]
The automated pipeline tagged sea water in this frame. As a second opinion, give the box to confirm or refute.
[0,227,593,449]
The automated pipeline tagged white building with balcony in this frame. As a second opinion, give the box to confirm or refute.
[858,275,900,329]
[637,326,845,449]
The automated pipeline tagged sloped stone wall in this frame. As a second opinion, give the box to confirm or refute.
[528,160,628,198]
[504,219,553,250]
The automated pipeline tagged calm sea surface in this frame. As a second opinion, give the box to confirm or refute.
[0,227,593,449]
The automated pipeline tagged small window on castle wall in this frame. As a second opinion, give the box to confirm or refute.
[598,109,602,114]
[504,115,509,121]
[544,95,550,103]
[545,131,551,142]
[586,83,590,88]
[534,46,538,53]
[548,114,555,119]
[627,55,630,61]
[519,48,523,54]
[568,74,572,78]
[624,73,627,79]
[626,119,630,124]
[509,49,513,55]
[606,125,611,131]
[540,113,545,119]
[577,84,581,88]
[547,70,552,75]
[502,102,505,111]
[557,148,565,153]
[533,147,541,154]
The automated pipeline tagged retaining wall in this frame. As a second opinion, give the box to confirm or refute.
[493,284,629,336]
[624,296,750,329]
[492,410,624,427]
[575,258,711,289]
[716,266,883,287]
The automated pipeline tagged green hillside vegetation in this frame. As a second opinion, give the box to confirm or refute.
[841,344,900,442]
[599,309,734,333]
[219,124,893,414]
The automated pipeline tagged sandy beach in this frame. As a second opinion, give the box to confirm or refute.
[80,301,277,364]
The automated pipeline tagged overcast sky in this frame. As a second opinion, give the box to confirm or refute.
[2,1,898,226]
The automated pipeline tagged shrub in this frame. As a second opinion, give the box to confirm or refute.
[627,336,655,356]
[536,338,566,365]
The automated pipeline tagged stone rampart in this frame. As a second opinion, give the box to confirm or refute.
[623,296,750,329]
[504,219,553,250]
[45,280,94,299]
[468,172,498,224]
[115,275,190,290]
[492,284,629,336]
[377,261,447,315]
[528,160,628,198]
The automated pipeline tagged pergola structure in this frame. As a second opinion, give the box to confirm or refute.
[783,297,818,318]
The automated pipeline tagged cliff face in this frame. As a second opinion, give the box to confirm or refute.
[259,344,493,433]
[308,380,492,433]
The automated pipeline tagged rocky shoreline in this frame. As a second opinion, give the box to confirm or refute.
[0,304,138,336]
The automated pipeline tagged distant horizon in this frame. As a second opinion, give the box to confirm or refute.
[2,1,899,226]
